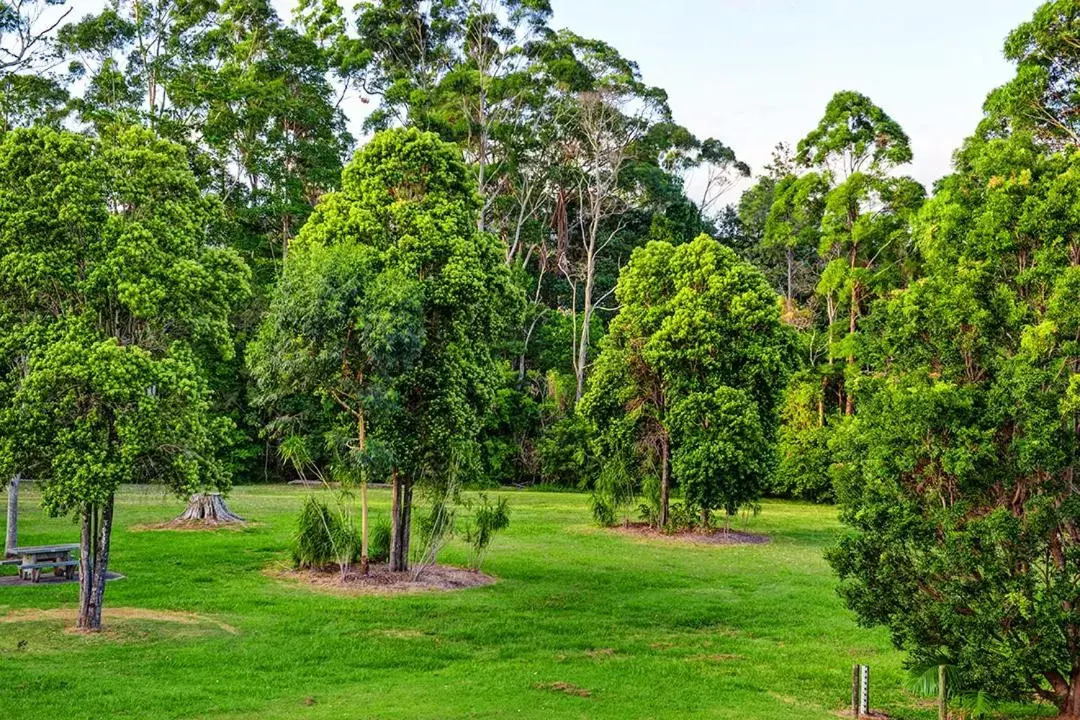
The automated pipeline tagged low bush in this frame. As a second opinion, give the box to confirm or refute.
[292,495,359,570]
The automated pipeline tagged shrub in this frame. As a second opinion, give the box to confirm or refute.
[537,412,595,488]
[463,493,511,570]
[292,495,359,570]
[369,518,391,563]
[590,454,636,527]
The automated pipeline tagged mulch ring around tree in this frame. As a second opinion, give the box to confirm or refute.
[129,520,257,532]
[270,563,496,596]
[611,523,770,546]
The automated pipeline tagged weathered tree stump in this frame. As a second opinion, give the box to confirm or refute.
[173,493,244,525]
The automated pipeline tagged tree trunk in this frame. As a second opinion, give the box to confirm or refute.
[816,377,825,427]
[659,435,670,528]
[173,493,243,524]
[1060,670,1080,719]
[5,475,19,556]
[360,480,369,575]
[77,496,114,632]
[575,253,596,401]
[357,411,369,575]
[390,469,412,572]
[785,246,794,310]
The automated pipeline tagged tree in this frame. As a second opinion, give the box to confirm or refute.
[0,0,72,130]
[762,170,829,316]
[249,215,423,574]
[985,0,1080,150]
[581,234,792,527]
[0,126,248,630]
[829,130,1080,717]
[256,128,518,571]
[795,91,923,417]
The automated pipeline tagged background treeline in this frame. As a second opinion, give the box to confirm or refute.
[0,0,756,490]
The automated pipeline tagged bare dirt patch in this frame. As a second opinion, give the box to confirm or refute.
[130,520,254,532]
[534,682,592,698]
[0,606,239,635]
[271,563,495,596]
[612,523,769,546]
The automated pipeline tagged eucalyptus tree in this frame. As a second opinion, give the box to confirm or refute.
[0,126,248,630]
[762,171,829,317]
[984,0,1080,149]
[582,234,792,527]
[796,90,923,415]
[0,0,72,130]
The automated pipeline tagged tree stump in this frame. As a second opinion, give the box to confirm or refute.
[173,493,244,525]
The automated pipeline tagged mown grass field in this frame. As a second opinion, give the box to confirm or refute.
[0,485,1045,719]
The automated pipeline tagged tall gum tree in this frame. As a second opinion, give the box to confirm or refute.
[0,126,248,630]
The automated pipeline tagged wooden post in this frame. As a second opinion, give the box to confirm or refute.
[5,475,19,557]
[938,664,947,720]
[851,664,860,716]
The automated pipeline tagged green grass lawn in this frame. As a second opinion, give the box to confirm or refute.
[0,485,1039,719]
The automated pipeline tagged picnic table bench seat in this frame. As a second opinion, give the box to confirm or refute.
[6,544,80,583]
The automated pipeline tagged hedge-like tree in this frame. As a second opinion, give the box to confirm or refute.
[581,234,792,527]
[829,130,1080,716]
[252,128,517,572]
[0,126,248,630]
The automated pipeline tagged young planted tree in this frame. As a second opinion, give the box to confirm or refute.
[249,212,423,574]
[0,126,248,630]
[256,128,517,571]
[829,130,1080,717]
[581,234,792,527]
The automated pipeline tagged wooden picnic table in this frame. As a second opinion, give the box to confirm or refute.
[5,544,80,583]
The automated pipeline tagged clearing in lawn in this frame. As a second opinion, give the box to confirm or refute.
[0,485,995,719]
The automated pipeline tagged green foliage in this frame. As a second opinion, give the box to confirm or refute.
[984,0,1080,148]
[669,386,768,518]
[0,126,249,512]
[369,517,391,564]
[796,90,912,175]
[292,494,359,569]
[462,493,511,570]
[536,412,595,489]
[828,131,1080,712]
[251,127,519,492]
[589,453,637,527]
[582,234,794,524]
[772,373,834,502]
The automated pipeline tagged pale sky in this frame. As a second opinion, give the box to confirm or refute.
[545,0,1039,190]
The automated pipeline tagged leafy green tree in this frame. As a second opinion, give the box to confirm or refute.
[0,0,72,130]
[255,128,518,570]
[0,126,248,630]
[829,130,1080,716]
[985,0,1080,149]
[581,234,792,527]
[796,90,912,178]
[762,170,829,316]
